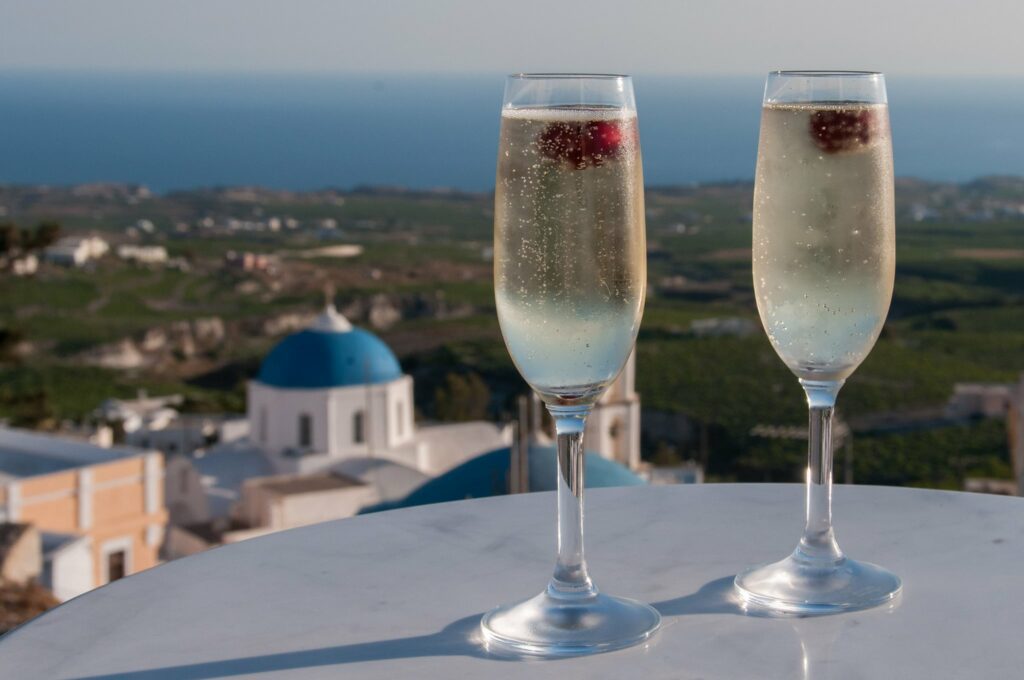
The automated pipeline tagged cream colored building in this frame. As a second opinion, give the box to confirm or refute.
[586,349,642,471]
[230,473,377,540]
[0,427,167,599]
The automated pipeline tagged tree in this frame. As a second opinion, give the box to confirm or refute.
[0,328,25,363]
[0,222,19,254]
[434,371,490,422]
[31,221,61,250]
[10,390,56,430]
[736,438,805,482]
[651,441,683,466]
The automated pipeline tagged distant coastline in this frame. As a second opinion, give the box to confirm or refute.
[2,175,1023,198]
[1,72,1023,192]
[3,178,1022,234]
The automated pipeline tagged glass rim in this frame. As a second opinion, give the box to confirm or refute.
[770,70,883,78]
[507,72,631,80]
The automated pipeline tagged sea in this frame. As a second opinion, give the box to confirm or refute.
[1,71,1022,193]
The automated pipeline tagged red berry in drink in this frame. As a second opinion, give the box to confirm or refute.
[537,119,628,168]
[587,121,624,165]
[538,122,587,167]
[809,109,873,153]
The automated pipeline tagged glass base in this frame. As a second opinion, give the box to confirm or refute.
[481,588,661,657]
[734,552,902,614]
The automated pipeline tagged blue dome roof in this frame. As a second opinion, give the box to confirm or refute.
[258,326,402,389]
[361,444,645,513]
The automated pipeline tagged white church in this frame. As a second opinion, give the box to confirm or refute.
[248,303,448,475]
[163,300,641,550]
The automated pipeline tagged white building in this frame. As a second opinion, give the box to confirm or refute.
[129,415,248,458]
[97,394,248,459]
[44,236,109,267]
[116,244,169,265]
[41,533,94,602]
[165,302,510,536]
[245,305,426,473]
[947,383,1015,420]
[97,393,184,433]
[9,254,38,277]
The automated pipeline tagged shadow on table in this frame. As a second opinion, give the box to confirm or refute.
[65,613,496,679]
[653,574,866,619]
[652,575,746,617]
[66,576,763,679]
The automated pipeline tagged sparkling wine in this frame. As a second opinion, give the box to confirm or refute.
[753,102,895,382]
[494,107,645,404]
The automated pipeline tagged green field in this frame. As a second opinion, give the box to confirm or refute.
[1,181,1021,489]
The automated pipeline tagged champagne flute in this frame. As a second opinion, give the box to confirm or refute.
[735,71,901,613]
[481,74,659,655]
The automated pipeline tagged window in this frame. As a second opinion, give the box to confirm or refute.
[396,402,404,437]
[353,410,365,444]
[298,413,312,448]
[107,550,126,582]
[259,406,267,443]
[101,538,133,585]
[609,418,625,463]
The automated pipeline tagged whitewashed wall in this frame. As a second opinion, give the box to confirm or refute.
[247,376,415,461]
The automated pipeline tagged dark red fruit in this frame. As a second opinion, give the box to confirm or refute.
[538,120,628,168]
[538,122,586,167]
[809,109,873,153]
[588,121,624,161]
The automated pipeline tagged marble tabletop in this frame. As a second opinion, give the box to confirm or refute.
[2,483,1023,679]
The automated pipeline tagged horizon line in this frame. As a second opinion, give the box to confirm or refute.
[3,67,1024,81]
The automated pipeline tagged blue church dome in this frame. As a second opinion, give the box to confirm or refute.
[257,306,402,389]
[361,444,645,514]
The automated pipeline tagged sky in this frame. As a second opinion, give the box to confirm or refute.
[2,0,1023,77]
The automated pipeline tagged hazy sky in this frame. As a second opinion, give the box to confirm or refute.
[2,0,1022,76]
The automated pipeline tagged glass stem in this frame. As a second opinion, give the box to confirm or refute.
[547,403,597,599]
[796,379,845,565]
